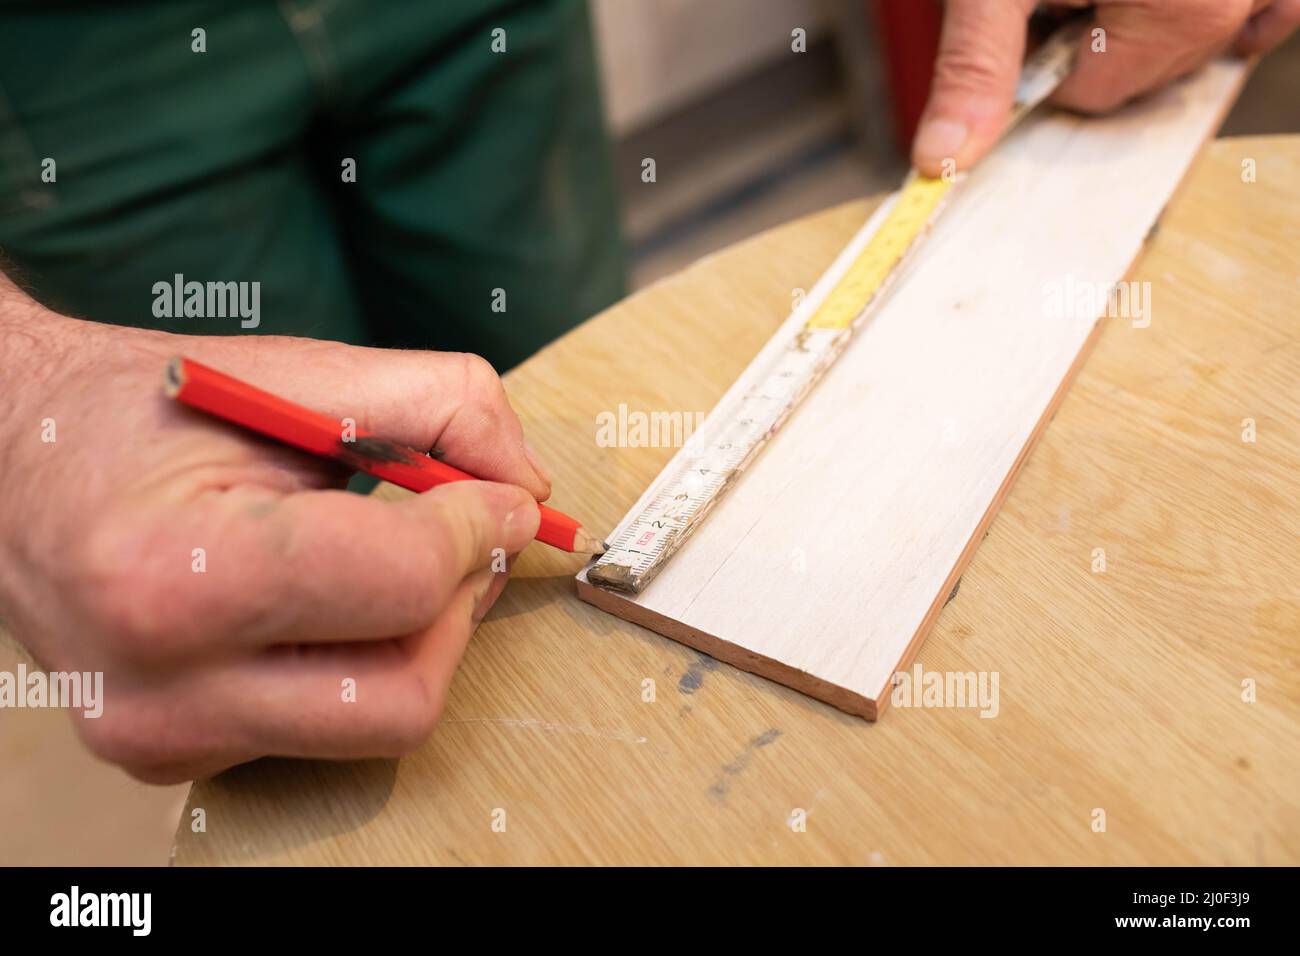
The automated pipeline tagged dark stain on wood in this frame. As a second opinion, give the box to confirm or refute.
[944,577,962,607]
[708,728,783,800]
[678,654,720,694]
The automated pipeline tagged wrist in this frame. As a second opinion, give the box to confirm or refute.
[1,295,81,429]
[0,287,78,632]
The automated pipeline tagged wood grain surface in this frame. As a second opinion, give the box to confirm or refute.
[173,134,1300,866]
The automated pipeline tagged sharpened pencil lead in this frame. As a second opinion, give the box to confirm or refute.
[572,528,607,555]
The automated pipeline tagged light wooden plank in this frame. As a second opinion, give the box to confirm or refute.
[578,59,1249,719]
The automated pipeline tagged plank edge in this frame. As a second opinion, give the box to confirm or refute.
[575,578,880,720]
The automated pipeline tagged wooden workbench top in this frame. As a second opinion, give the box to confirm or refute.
[173,135,1300,866]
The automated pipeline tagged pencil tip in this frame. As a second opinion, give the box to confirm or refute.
[573,528,607,555]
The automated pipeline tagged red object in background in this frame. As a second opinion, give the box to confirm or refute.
[165,356,598,553]
[872,0,944,151]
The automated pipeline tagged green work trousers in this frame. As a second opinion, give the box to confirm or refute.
[0,0,625,370]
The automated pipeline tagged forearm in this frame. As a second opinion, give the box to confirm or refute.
[0,267,59,342]
[0,270,181,433]
[0,273,62,635]
[0,272,80,445]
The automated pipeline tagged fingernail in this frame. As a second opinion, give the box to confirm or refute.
[522,440,551,491]
[501,502,540,553]
[914,118,968,167]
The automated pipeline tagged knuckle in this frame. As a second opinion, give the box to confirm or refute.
[460,352,511,420]
[77,703,170,772]
[375,675,445,756]
[457,351,502,400]
[425,485,487,565]
[932,45,1011,96]
[79,696,223,782]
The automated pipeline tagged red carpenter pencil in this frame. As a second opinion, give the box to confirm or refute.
[164,356,605,555]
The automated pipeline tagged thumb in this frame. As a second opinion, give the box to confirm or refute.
[1236,0,1300,55]
[913,0,1035,177]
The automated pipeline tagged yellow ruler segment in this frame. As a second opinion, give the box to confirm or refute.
[804,174,954,331]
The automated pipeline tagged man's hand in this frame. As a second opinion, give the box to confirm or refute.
[0,279,552,783]
[913,0,1300,177]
